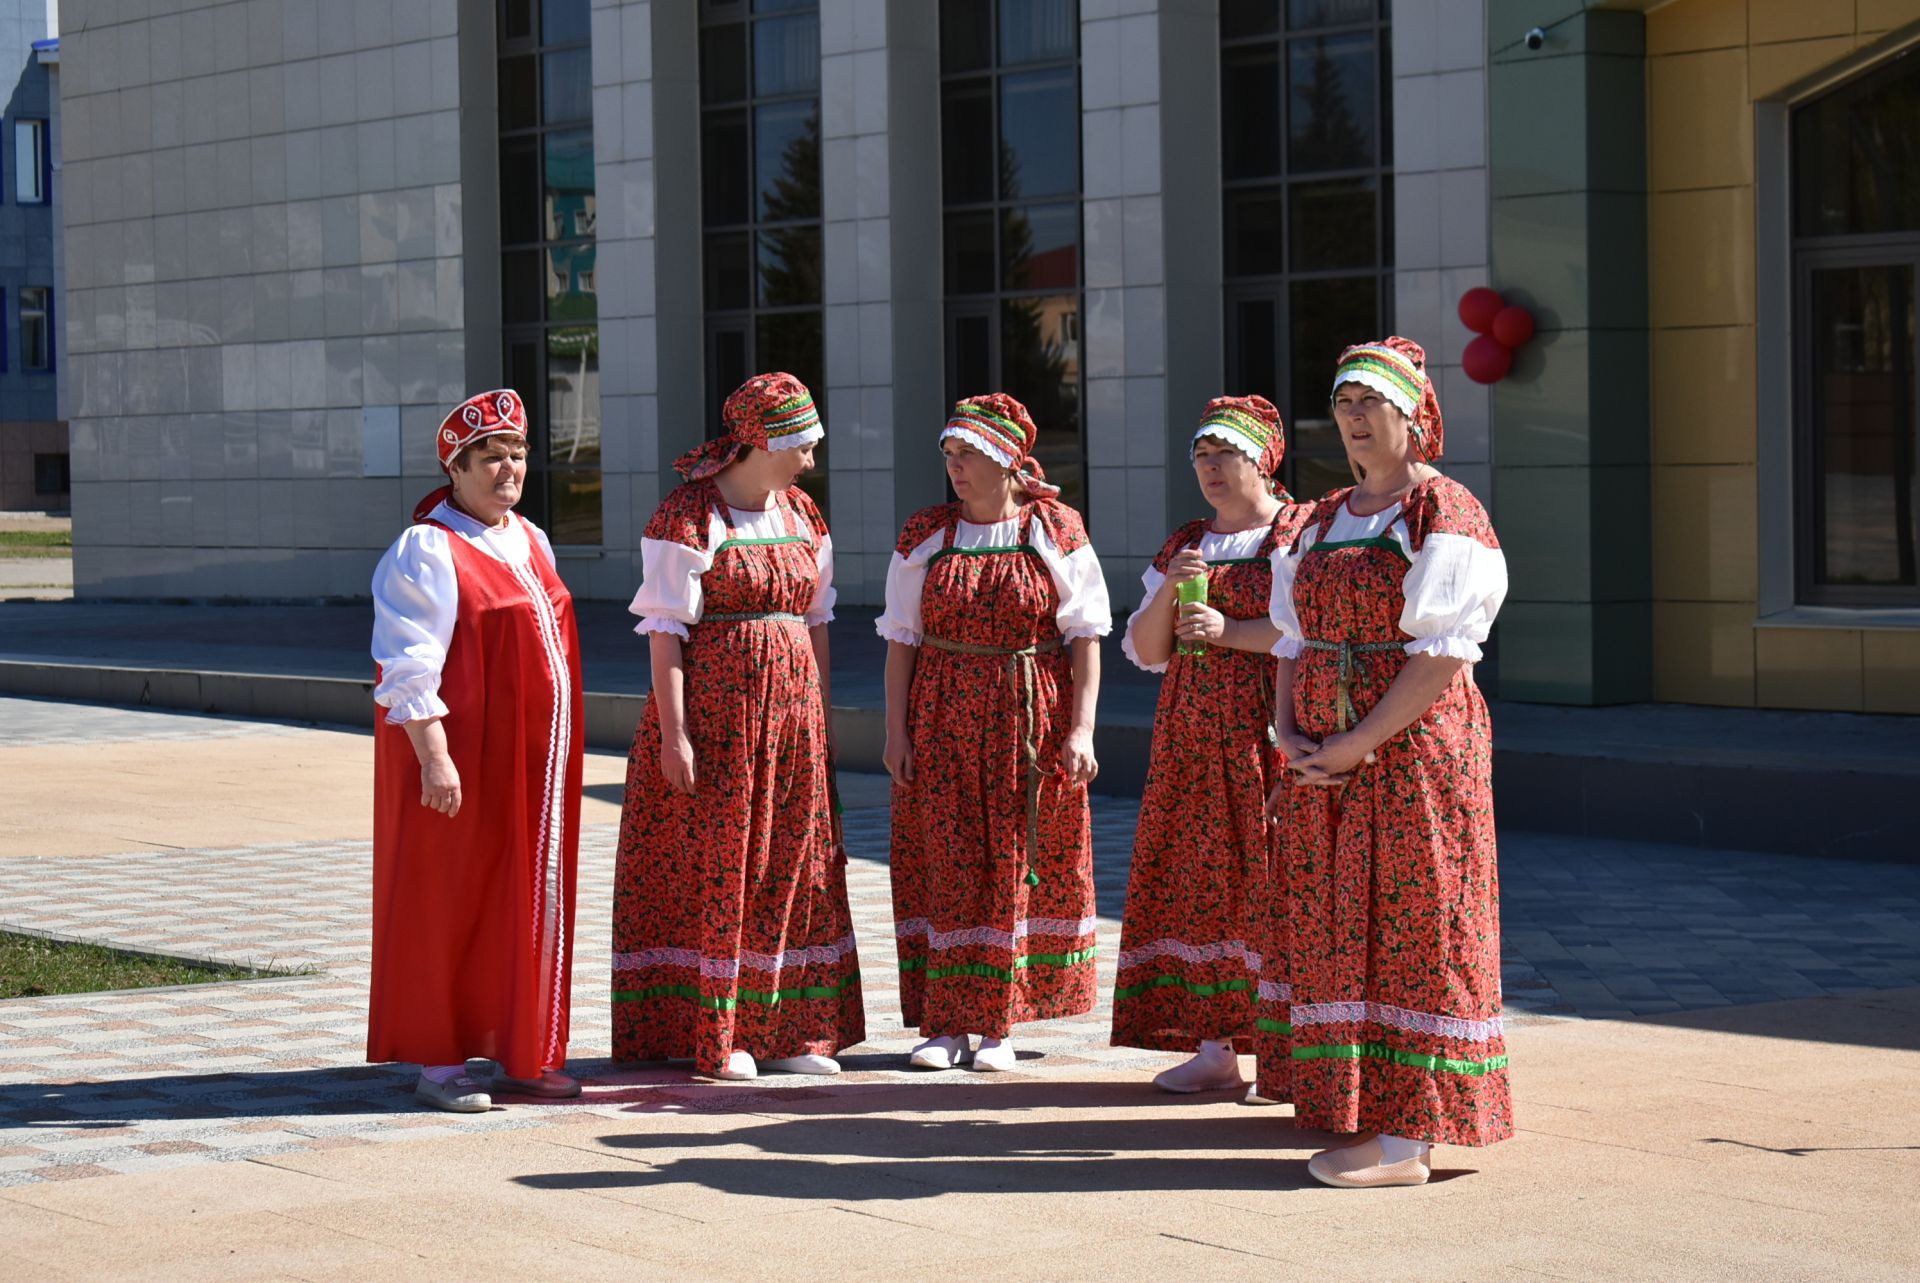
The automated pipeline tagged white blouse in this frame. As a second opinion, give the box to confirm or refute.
[628,504,835,639]
[876,515,1113,646]
[1269,500,1508,662]
[371,501,558,725]
[1121,526,1286,674]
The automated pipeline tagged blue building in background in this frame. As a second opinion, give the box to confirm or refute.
[0,0,62,511]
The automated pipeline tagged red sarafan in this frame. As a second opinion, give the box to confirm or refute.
[1253,475,1513,1145]
[368,509,583,1081]
[889,499,1100,1038]
[1109,505,1312,1055]
[612,480,864,1073]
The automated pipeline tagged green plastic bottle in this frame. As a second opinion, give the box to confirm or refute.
[1175,571,1210,657]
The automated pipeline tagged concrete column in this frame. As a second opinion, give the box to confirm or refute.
[818,0,943,606]
[1488,4,1652,703]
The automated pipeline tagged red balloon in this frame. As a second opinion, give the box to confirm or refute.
[1458,287,1505,335]
[1463,334,1514,384]
[1492,305,1535,348]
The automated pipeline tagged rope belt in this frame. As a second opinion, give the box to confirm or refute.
[923,634,1066,886]
[1299,638,1403,732]
[700,611,806,624]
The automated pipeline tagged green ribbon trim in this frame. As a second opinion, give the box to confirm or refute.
[1311,535,1412,565]
[714,535,810,552]
[612,976,862,1011]
[1113,975,1253,1002]
[898,946,1100,983]
[928,544,1039,563]
[1291,1042,1510,1077]
[1254,1018,1294,1035]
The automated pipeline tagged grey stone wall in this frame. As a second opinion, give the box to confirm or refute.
[62,0,479,598]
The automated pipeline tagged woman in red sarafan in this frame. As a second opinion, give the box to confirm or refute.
[613,372,863,1081]
[1110,395,1314,1095]
[1256,337,1512,1188]
[878,394,1110,1073]
[368,388,585,1113]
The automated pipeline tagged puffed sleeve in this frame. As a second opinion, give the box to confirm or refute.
[1268,536,1307,660]
[1400,533,1509,661]
[808,532,837,627]
[875,526,945,646]
[371,525,458,724]
[629,510,724,638]
[1120,565,1170,673]
[1030,517,1113,640]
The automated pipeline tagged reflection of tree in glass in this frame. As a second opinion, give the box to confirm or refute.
[759,108,822,307]
[995,138,1080,505]
[1292,37,1369,172]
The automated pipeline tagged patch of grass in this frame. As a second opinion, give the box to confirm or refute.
[0,530,71,558]
[0,930,305,999]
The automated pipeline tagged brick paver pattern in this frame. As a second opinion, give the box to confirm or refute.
[3,700,1918,1186]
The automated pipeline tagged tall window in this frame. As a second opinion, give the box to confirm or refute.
[1792,50,1920,606]
[1220,0,1392,502]
[19,286,50,372]
[14,119,48,203]
[700,0,828,511]
[940,0,1085,512]
[499,0,601,544]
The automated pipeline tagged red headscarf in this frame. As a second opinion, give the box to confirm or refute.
[673,372,825,481]
[941,393,1060,499]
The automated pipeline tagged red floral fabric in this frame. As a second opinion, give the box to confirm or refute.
[1253,474,1511,1145]
[613,481,863,1074]
[890,499,1097,1039]
[1110,505,1314,1052]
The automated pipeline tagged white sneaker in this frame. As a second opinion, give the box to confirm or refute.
[763,1054,841,1075]
[908,1034,972,1070]
[1243,1083,1281,1105]
[414,1070,491,1113]
[1152,1045,1245,1094]
[712,1051,757,1081]
[970,1038,1016,1072]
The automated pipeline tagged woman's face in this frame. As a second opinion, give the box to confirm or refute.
[767,442,816,490]
[450,435,528,520]
[943,437,1013,503]
[1332,382,1414,471]
[1191,435,1267,509]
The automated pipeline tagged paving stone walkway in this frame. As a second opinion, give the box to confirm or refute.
[4,702,1920,1188]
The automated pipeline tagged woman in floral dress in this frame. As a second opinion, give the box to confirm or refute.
[1256,338,1511,1188]
[614,372,863,1081]
[878,394,1111,1073]
[1111,396,1313,1095]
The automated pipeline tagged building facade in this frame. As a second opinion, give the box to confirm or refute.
[0,0,64,511]
[54,0,1920,713]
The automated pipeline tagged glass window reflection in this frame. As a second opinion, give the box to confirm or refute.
[999,0,1076,66]
[1003,203,1078,291]
[1000,69,1079,199]
[543,48,592,124]
[754,13,821,96]
[755,101,821,221]
[542,0,592,45]
[1289,33,1375,172]
[1290,179,1374,271]
[544,129,597,240]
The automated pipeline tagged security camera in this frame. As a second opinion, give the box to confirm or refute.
[1524,27,1545,50]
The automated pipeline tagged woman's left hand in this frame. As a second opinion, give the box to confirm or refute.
[1176,602,1227,645]
[1287,731,1373,787]
[1061,726,1099,787]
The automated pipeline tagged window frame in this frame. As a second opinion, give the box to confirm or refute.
[17,284,51,374]
[497,0,601,545]
[938,0,1087,513]
[1789,238,1920,607]
[1219,1,1394,504]
[13,118,49,205]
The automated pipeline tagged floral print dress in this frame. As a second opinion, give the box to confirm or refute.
[1253,474,1512,1146]
[1110,505,1313,1052]
[613,481,864,1074]
[878,499,1111,1039]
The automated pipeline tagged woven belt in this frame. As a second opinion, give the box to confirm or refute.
[701,611,806,624]
[1299,638,1403,732]
[923,634,1066,886]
